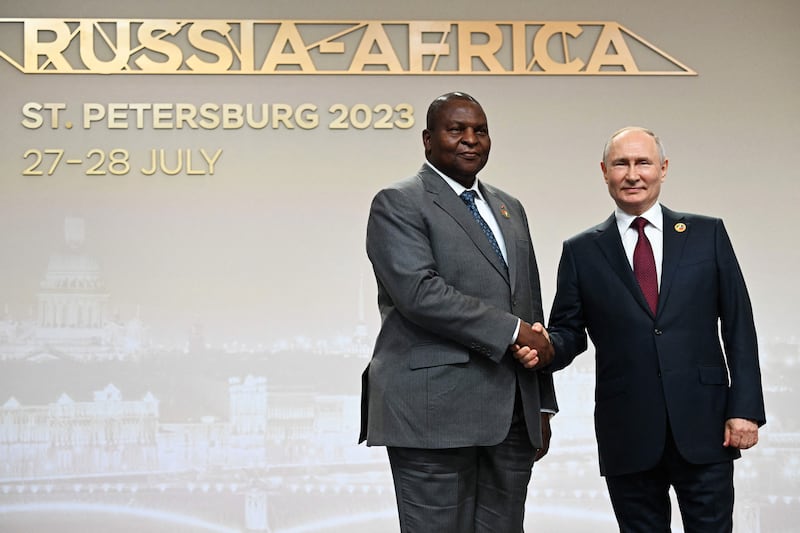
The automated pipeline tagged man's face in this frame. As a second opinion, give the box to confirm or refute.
[601,129,668,215]
[423,99,490,187]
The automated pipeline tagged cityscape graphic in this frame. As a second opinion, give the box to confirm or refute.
[0,218,797,532]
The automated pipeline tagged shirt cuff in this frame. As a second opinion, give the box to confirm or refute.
[511,319,521,344]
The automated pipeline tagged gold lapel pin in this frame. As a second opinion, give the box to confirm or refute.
[674,222,687,233]
[500,204,510,219]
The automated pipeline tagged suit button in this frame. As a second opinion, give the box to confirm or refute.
[654,329,662,335]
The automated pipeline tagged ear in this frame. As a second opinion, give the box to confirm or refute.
[660,158,669,182]
[422,129,431,151]
[600,161,609,183]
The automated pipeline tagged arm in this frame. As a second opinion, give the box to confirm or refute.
[545,240,589,371]
[715,220,766,447]
[367,186,518,361]
[534,412,552,462]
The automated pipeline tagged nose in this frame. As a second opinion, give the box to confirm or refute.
[624,164,638,181]
[461,127,478,145]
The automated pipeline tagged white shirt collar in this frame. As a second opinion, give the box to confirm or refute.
[615,203,664,235]
[426,161,485,201]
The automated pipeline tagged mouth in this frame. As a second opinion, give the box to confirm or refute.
[458,151,482,160]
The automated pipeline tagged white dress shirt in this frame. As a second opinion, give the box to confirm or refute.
[426,162,508,263]
[614,202,664,289]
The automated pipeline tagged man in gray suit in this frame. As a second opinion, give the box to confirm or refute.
[359,92,557,533]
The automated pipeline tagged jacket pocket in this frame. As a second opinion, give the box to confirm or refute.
[698,365,729,386]
[409,343,470,370]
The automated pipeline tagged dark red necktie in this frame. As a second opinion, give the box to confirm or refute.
[632,217,658,314]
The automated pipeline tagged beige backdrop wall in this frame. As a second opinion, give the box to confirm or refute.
[0,1,797,532]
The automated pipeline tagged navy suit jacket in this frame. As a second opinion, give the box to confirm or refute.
[360,164,558,449]
[548,205,766,476]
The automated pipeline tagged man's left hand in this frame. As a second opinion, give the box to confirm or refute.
[534,413,552,462]
[723,417,759,449]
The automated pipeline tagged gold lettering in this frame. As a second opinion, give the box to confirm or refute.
[25,19,73,72]
[349,23,403,73]
[233,21,256,73]
[199,104,221,129]
[160,149,183,176]
[585,23,638,73]
[510,22,527,73]
[201,148,222,174]
[296,103,319,129]
[271,104,294,129]
[83,103,105,129]
[21,102,66,129]
[141,149,157,176]
[531,23,585,74]
[175,103,199,129]
[186,22,234,72]
[134,22,184,72]
[185,150,205,175]
[260,23,314,72]
[457,22,504,73]
[129,103,152,129]
[107,103,130,129]
[152,103,174,129]
[222,104,244,129]
[0,19,694,76]
[79,21,131,73]
[408,22,451,73]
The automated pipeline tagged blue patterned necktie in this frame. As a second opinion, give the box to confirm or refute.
[459,190,507,268]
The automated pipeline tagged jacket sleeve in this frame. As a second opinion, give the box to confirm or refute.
[547,240,589,371]
[366,186,519,362]
[715,219,766,425]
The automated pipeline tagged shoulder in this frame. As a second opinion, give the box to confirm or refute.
[481,180,519,204]
[374,165,440,198]
[662,206,722,226]
[565,215,616,245]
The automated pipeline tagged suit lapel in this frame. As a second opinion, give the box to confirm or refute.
[482,186,516,289]
[593,214,654,316]
[658,206,689,316]
[421,167,509,283]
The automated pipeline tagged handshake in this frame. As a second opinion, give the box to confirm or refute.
[511,321,554,370]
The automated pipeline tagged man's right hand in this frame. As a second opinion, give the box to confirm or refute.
[512,322,554,369]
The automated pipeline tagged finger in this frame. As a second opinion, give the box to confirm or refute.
[513,347,531,360]
[524,356,540,369]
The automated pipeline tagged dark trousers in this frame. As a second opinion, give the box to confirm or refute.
[605,425,734,533]
[387,409,535,533]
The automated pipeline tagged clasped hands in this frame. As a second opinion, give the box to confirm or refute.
[511,321,554,370]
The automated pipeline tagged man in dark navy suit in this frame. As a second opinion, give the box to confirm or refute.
[514,126,765,532]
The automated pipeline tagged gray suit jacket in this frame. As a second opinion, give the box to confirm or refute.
[360,164,557,449]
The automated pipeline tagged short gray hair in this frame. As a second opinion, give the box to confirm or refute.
[602,126,666,165]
